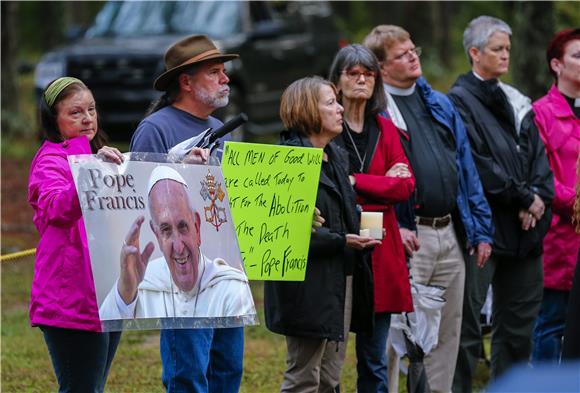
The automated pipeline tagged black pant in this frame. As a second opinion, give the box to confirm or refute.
[562,251,580,360]
[453,253,543,392]
[41,326,121,393]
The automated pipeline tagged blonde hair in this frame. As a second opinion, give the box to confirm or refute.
[279,76,337,136]
[363,25,411,62]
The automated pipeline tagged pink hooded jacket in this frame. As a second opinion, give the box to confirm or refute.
[28,136,102,331]
[533,85,580,291]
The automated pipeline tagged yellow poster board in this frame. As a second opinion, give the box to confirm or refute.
[221,142,323,281]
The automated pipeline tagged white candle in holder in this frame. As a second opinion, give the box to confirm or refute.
[360,212,383,239]
[359,228,370,237]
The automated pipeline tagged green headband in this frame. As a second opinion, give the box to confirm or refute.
[43,77,84,108]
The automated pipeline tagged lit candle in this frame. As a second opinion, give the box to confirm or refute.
[360,212,383,239]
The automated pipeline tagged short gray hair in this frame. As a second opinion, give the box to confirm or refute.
[463,16,512,64]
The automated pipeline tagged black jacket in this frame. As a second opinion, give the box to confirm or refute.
[264,131,373,340]
[449,73,554,257]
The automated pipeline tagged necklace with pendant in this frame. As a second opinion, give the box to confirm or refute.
[344,121,367,173]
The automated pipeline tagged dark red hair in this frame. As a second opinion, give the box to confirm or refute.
[546,28,580,80]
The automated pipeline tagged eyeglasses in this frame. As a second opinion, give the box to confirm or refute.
[341,69,377,81]
[391,47,422,62]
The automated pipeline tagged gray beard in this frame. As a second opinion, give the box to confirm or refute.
[194,88,229,109]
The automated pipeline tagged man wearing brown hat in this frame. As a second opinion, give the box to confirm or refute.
[130,34,238,155]
[130,34,244,393]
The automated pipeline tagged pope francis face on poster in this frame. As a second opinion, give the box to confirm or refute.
[148,178,201,293]
[98,165,255,324]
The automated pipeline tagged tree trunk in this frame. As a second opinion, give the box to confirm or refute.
[1,1,19,135]
[512,2,555,100]
[437,2,455,68]
[39,2,65,51]
[401,1,433,47]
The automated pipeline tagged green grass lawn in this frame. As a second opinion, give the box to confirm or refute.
[1,256,491,392]
[0,258,351,392]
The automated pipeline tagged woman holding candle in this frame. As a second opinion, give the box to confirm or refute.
[264,76,380,392]
[360,211,385,240]
[329,44,415,393]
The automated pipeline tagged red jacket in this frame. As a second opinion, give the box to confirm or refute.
[533,85,580,291]
[353,115,415,313]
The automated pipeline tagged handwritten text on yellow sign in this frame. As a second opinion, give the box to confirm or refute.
[221,142,322,281]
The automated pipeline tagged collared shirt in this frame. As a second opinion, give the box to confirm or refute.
[562,93,580,118]
[391,89,458,217]
[472,70,486,81]
[471,71,532,134]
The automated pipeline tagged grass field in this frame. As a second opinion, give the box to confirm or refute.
[2,256,493,393]
[1,258,363,392]
[1,137,490,392]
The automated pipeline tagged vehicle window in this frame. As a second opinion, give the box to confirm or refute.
[85,2,121,37]
[86,1,242,39]
[171,2,242,36]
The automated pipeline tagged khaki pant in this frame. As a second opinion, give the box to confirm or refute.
[281,276,353,393]
[409,222,465,393]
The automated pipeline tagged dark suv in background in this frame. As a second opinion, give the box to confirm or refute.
[34,1,343,141]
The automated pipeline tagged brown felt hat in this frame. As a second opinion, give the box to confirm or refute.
[153,34,239,91]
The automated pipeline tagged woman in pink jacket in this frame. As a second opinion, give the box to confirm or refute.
[29,77,124,392]
[532,28,580,363]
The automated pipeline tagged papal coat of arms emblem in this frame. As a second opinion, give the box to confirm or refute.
[200,170,227,231]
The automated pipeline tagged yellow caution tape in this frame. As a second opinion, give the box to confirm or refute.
[1,248,36,261]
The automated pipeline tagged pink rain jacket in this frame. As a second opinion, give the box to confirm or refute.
[28,136,101,331]
[533,85,580,291]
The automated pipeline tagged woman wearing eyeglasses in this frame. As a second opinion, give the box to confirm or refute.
[328,44,415,393]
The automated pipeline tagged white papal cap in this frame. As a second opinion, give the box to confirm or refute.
[147,166,188,195]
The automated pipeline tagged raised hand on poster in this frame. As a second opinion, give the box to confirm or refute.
[118,216,155,305]
[182,147,209,165]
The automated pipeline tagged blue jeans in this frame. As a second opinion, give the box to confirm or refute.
[532,288,569,363]
[161,328,244,393]
[356,313,391,393]
[41,326,121,393]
